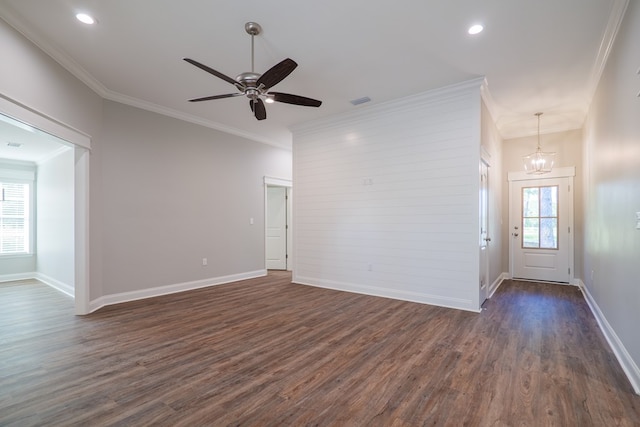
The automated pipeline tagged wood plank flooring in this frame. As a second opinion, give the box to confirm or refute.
[1,272,639,426]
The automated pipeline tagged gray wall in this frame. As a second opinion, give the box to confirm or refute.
[582,0,640,384]
[36,148,75,289]
[100,101,291,294]
[0,17,292,303]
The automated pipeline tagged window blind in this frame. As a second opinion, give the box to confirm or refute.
[0,182,30,254]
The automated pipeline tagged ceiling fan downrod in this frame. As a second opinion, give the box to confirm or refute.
[244,22,262,74]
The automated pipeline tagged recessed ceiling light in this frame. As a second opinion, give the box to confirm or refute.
[468,24,484,35]
[76,13,96,25]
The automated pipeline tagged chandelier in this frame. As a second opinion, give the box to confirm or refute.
[523,112,555,174]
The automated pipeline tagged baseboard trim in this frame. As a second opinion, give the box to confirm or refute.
[488,273,508,298]
[578,279,640,395]
[0,272,36,283]
[35,273,74,298]
[89,269,267,313]
[0,271,74,298]
[292,275,480,313]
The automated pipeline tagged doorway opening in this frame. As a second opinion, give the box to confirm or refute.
[0,94,91,314]
[264,177,292,271]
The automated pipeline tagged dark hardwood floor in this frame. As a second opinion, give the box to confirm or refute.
[1,272,639,426]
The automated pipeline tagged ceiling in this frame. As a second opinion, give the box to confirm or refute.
[0,0,627,150]
[0,113,70,163]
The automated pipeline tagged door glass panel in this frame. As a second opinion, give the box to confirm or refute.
[540,186,557,217]
[522,185,559,250]
[523,218,540,247]
[540,218,558,248]
[522,188,539,217]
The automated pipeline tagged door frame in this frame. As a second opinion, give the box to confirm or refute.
[507,166,575,284]
[0,93,91,315]
[264,176,292,271]
[479,158,490,304]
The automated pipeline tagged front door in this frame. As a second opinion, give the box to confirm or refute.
[510,176,572,283]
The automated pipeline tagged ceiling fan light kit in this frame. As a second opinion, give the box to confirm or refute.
[522,112,555,174]
[184,22,322,121]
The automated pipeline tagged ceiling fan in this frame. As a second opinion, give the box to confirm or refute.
[184,22,322,121]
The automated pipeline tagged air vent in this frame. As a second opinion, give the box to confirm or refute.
[350,96,371,106]
[6,142,23,148]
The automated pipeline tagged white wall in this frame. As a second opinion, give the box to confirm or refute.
[481,101,504,287]
[36,148,74,292]
[100,100,292,295]
[292,79,483,312]
[582,0,640,392]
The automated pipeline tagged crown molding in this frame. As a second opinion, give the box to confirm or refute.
[0,10,288,150]
[102,90,290,150]
[0,9,108,98]
[292,77,485,136]
[586,0,630,102]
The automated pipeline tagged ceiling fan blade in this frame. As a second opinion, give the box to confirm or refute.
[270,92,322,107]
[189,93,243,102]
[183,58,239,87]
[251,98,267,120]
[256,58,297,90]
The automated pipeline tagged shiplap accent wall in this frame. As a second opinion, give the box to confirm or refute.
[291,78,484,312]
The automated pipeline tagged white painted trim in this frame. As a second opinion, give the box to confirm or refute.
[102,91,289,150]
[488,273,508,298]
[578,279,640,395]
[264,176,293,187]
[0,93,92,315]
[508,166,576,182]
[479,78,500,130]
[292,275,481,313]
[586,0,630,106]
[508,173,575,284]
[0,9,289,150]
[0,168,35,181]
[0,272,35,283]
[0,6,109,99]
[74,146,90,315]
[264,177,293,272]
[35,273,74,298]
[0,94,91,150]
[0,271,73,298]
[88,269,267,313]
[292,77,486,136]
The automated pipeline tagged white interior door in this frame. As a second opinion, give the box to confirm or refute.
[479,161,489,304]
[510,177,572,283]
[266,186,287,270]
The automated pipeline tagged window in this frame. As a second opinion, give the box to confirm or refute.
[0,182,30,254]
[522,185,558,249]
